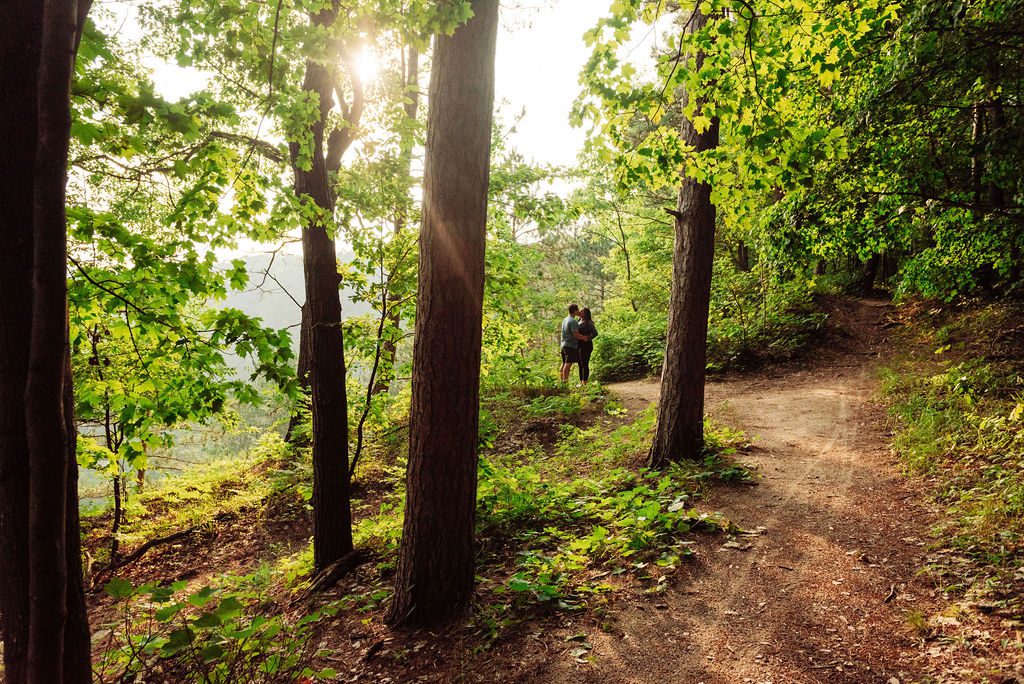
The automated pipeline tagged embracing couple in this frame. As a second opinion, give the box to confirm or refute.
[559,303,598,385]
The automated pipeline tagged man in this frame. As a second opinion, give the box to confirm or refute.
[559,303,589,383]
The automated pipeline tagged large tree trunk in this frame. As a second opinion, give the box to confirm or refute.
[388,0,499,626]
[0,2,39,674]
[0,0,92,681]
[648,8,719,468]
[289,5,355,571]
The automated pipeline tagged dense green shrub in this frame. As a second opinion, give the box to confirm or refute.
[592,259,824,380]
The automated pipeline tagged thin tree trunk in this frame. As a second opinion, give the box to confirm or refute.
[111,471,122,561]
[861,254,879,296]
[290,4,354,570]
[985,56,1006,212]
[297,302,312,387]
[371,46,420,398]
[285,303,313,443]
[971,102,984,207]
[62,349,91,684]
[389,0,499,626]
[648,7,719,468]
[612,205,638,312]
[736,240,750,271]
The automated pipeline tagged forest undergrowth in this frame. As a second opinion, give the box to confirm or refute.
[85,382,753,682]
[881,301,1024,630]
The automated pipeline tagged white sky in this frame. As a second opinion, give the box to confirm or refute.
[494,1,608,168]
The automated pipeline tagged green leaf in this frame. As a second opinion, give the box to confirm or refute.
[508,577,533,592]
[154,603,185,622]
[192,611,222,628]
[105,577,134,600]
[187,586,217,607]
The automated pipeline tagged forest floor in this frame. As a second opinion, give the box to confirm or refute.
[533,297,1021,684]
[79,297,1023,683]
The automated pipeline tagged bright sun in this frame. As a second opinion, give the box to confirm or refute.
[353,49,380,84]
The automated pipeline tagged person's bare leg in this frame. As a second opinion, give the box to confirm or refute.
[560,363,570,382]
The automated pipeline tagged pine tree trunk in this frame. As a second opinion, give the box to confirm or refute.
[0,4,40,677]
[388,0,499,626]
[290,5,354,570]
[0,1,91,680]
[649,7,719,468]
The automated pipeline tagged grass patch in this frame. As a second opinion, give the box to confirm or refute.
[344,400,750,620]
[94,382,753,673]
[883,361,1024,567]
[881,301,1024,607]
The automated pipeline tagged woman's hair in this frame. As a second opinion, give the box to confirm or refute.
[581,307,592,321]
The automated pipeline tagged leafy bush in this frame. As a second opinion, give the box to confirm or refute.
[592,259,824,380]
[475,408,747,607]
[589,314,667,381]
[524,393,583,417]
[95,578,338,683]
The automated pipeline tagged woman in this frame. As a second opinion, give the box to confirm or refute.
[577,307,598,385]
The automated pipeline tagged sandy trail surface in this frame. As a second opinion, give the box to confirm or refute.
[542,299,938,683]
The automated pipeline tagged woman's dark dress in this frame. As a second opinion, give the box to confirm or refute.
[577,320,598,382]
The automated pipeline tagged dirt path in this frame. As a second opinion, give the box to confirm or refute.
[543,299,940,683]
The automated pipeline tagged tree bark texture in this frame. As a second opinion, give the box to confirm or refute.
[388,0,499,626]
[0,0,92,680]
[289,4,354,571]
[649,7,720,468]
[0,1,41,677]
